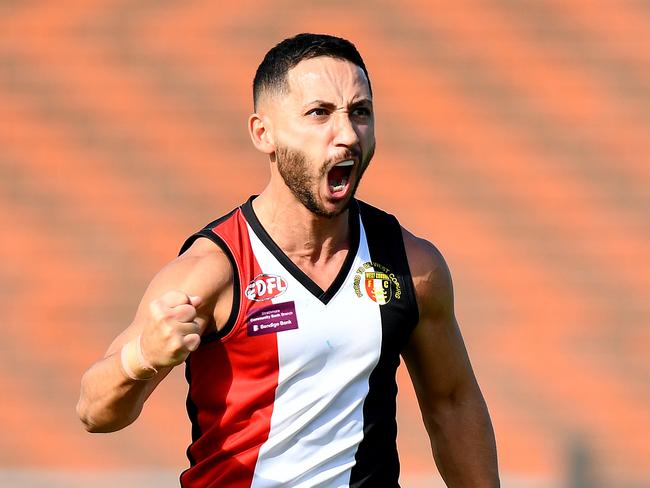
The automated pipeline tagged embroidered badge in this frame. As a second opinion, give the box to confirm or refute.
[353,261,401,305]
[245,273,288,301]
[247,301,299,336]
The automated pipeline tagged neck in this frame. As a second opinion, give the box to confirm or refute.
[252,186,352,263]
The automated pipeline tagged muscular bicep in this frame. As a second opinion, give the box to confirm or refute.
[400,230,499,485]
[401,229,478,404]
[403,312,476,404]
[105,237,233,358]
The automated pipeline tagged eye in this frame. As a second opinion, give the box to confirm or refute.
[351,106,372,117]
[306,108,328,117]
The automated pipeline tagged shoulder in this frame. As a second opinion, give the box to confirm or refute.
[131,237,234,328]
[401,227,454,318]
[159,237,234,295]
[146,237,235,329]
[107,237,235,356]
[356,200,453,315]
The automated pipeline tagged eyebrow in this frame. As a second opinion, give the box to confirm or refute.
[303,98,373,110]
[304,100,337,110]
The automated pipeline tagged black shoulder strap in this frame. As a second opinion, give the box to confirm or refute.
[178,208,238,256]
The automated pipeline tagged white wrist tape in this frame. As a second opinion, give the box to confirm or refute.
[120,335,158,381]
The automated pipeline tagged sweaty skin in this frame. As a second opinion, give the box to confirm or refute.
[77,55,499,487]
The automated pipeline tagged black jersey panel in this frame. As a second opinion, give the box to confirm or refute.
[349,201,419,487]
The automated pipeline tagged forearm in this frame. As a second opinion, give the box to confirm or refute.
[76,353,162,433]
[424,386,499,487]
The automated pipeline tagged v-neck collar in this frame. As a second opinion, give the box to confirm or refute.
[241,196,360,305]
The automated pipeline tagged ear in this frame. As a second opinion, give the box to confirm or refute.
[248,113,275,155]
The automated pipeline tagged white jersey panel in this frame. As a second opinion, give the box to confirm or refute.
[246,219,382,488]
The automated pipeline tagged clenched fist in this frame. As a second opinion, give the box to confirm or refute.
[141,291,204,368]
[120,291,204,381]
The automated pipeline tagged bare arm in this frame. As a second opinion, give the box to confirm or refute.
[402,229,499,487]
[76,238,233,433]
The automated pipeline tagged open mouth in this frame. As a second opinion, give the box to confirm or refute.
[327,159,354,197]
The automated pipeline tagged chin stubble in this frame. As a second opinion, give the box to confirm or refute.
[275,143,374,219]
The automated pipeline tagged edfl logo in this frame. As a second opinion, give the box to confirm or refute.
[245,274,288,301]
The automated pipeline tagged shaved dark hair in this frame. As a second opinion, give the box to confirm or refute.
[253,33,371,110]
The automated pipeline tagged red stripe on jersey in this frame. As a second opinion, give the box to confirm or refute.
[181,209,279,488]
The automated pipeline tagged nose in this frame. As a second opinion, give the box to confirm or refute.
[332,111,360,148]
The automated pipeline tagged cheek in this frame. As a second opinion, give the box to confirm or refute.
[290,134,331,162]
[358,125,375,147]
[283,122,326,147]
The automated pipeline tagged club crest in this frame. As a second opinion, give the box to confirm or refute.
[353,261,401,305]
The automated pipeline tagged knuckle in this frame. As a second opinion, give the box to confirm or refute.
[163,307,177,321]
[152,307,170,324]
[150,298,176,319]
[169,336,184,353]
[149,298,162,315]
[173,304,197,322]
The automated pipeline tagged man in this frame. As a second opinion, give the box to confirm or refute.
[77,33,499,487]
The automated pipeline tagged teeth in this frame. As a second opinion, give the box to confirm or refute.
[335,160,354,167]
[329,176,349,193]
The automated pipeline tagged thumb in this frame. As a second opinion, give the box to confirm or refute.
[183,333,201,352]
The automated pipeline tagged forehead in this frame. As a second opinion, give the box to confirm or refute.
[285,56,371,103]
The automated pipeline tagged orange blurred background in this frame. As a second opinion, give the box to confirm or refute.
[1,1,648,487]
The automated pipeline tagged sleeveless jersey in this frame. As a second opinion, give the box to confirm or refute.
[178,197,419,488]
